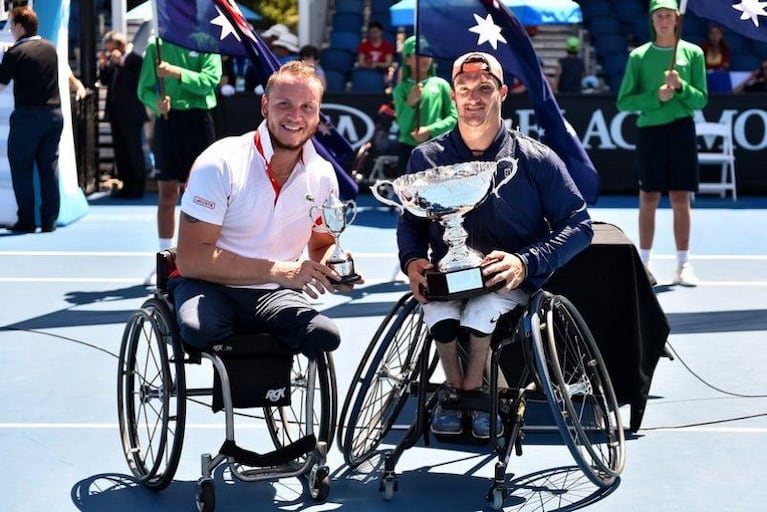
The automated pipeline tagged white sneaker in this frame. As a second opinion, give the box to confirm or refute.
[674,263,699,287]
[144,269,157,287]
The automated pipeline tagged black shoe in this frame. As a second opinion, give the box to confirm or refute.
[8,222,36,233]
[41,224,57,233]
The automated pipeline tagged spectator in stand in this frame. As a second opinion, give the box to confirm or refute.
[357,21,394,72]
[392,36,457,172]
[700,24,730,71]
[260,23,290,48]
[272,32,299,66]
[554,37,586,93]
[733,59,767,93]
[299,44,327,90]
[98,31,148,199]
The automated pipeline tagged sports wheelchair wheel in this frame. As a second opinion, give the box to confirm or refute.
[264,351,337,459]
[117,297,186,490]
[529,292,625,487]
[338,294,436,467]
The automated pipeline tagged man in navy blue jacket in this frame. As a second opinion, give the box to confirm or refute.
[398,52,592,439]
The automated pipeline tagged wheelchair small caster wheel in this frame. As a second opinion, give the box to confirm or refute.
[380,475,398,501]
[488,485,508,511]
[196,477,215,512]
[310,465,330,501]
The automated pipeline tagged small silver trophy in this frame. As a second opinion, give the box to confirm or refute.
[371,160,517,300]
[311,190,361,284]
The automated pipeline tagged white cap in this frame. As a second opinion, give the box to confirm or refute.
[452,52,504,85]
[262,23,289,39]
[272,32,299,53]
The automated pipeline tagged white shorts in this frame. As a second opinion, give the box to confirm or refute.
[422,288,530,335]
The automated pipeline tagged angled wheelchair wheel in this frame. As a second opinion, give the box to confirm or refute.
[529,292,625,487]
[264,351,337,460]
[117,297,186,490]
[339,294,435,468]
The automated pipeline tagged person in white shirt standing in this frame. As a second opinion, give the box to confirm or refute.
[168,61,362,358]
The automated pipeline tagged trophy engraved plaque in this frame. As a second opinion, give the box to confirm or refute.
[311,190,361,284]
[371,160,517,300]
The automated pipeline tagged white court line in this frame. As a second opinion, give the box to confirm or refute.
[0,251,765,259]
[0,423,265,429]
[0,251,397,258]
[2,423,765,433]
[644,427,767,433]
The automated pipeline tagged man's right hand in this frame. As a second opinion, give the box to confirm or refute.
[406,258,433,303]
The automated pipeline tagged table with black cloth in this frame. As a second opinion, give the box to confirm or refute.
[543,222,670,432]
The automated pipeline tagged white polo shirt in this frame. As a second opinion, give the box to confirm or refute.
[181,121,339,288]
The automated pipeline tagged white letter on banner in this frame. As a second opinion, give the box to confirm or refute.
[582,110,616,149]
[733,109,767,151]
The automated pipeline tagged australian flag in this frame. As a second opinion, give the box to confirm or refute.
[417,0,599,204]
[154,0,358,199]
[685,0,767,42]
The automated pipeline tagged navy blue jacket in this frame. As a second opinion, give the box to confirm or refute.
[397,127,593,294]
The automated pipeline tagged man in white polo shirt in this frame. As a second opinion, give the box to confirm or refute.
[168,60,361,358]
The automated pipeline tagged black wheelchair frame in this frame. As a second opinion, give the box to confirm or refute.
[336,290,626,510]
[116,250,337,511]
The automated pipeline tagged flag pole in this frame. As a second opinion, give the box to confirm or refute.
[414,0,421,131]
[670,0,688,70]
[150,0,168,119]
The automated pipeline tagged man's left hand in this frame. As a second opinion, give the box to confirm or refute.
[481,251,526,290]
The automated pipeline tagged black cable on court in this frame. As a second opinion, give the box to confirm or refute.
[640,340,767,431]
[0,326,268,421]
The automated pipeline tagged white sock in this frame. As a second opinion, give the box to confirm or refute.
[159,237,173,251]
[639,249,651,266]
[677,250,689,267]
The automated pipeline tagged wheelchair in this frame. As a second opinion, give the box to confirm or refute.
[337,290,626,510]
[116,250,337,511]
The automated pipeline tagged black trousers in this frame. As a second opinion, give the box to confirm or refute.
[7,106,64,228]
[110,117,146,196]
[168,277,341,360]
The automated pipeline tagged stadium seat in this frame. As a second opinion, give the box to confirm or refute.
[594,34,628,57]
[325,69,347,93]
[333,13,364,34]
[730,53,762,72]
[588,16,622,37]
[749,40,767,60]
[334,0,365,15]
[614,1,644,23]
[350,69,387,92]
[580,0,612,19]
[320,48,356,74]
[602,53,628,78]
[330,30,362,54]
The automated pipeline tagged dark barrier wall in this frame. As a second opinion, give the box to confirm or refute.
[214,93,767,195]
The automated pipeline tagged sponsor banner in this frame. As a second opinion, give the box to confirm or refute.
[215,93,767,194]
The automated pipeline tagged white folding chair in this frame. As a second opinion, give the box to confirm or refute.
[695,121,737,201]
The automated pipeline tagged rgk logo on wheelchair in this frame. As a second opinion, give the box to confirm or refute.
[265,387,287,403]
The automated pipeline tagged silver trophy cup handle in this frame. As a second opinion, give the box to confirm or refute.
[370,180,404,212]
[490,157,518,198]
[345,199,357,225]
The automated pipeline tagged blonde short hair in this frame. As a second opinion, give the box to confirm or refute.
[265,60,325,98]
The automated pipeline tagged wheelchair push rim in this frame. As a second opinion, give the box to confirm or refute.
[529,292,625,487]
[117,298,186,490]
[339,294,433,468]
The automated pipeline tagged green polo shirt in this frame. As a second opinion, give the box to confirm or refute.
[137,38,222,115]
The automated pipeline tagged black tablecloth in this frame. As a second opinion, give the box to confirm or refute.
[544,222,669,432]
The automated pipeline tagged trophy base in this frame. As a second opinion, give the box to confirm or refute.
[423,265,503,301]
[327,257,361,286]
[329,273,362,286]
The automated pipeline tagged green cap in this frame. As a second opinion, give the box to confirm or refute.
[649,0,678,13]
[566,37,581,51]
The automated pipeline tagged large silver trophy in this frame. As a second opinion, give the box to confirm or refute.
[310,190,361,284]
[371,161,516,300]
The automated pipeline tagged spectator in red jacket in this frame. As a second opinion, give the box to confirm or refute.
[357,21,394,71]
